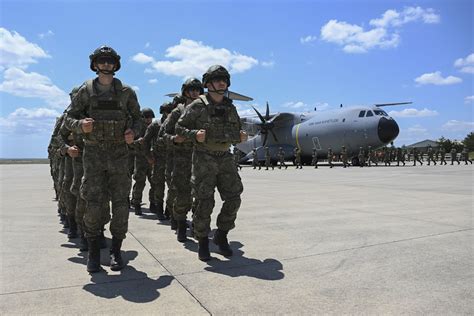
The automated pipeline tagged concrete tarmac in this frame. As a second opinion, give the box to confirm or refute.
[0,163,472,315]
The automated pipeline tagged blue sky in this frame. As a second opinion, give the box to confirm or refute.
[1,0,472,158]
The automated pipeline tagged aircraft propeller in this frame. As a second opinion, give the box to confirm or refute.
[252,102,280,147]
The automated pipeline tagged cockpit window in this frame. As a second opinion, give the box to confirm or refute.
[366,110,374,117]
[373,110,388,116]
[358,110,366,117]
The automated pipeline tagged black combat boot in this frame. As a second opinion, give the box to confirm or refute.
[110,237,125,271]
[149,203,157,214]
[134,204,142,216]
[212,229,233,257]
[155,204,166,220]
[164,206,171,220]
[177,220,188,242]
[67,216,78,239]
[198,237,211,261]
[86,238,101,273]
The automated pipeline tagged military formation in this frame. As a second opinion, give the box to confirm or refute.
[48,46,472,274]
[48,46,247,273]
[244,143,472,170]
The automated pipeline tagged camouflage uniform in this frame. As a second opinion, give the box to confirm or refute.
[143,119,167,218]
[426,147,436,165]
[327,148,333,168]
[176,93,243,239]
[383,147,391,166]
[278,147,288,169]
[252,148,261,170]
[396,147,406,166]
[412,147,423,166]
[294,147,303,169]
[439,147,447,165]
[130,113,156,214]
[461,147,472,164]
[358,147,365,167]
[340,146,347,168]
[264,147,274,170]
[450,148,460,165]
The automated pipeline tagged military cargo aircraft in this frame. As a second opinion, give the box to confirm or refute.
[236,102,409,165]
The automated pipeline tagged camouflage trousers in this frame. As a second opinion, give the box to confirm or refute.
[81,143,131,239]
[252,158,261,169]
[191,149,243,239]
[60,156,77,218]
[131,154,155,206]
[151,147,167,207]
[171,147,193,221]
[57,157,66,214]
[312,157,319,167]
[72,156,110,231]
[164,146,176,213]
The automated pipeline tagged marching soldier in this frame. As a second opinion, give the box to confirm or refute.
[311,147,319,168]
[264,146,274,170]
[327,147,333,168]
[294,147,303,169]
[277,147,288,169]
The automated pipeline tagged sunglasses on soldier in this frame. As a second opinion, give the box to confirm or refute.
[96,56,116,65]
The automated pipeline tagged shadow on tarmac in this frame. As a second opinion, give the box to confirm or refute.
[184,238,284,281]
[68,250,174,302]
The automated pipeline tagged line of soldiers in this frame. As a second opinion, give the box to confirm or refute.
[48,45,248,274]
[246,144,472,169]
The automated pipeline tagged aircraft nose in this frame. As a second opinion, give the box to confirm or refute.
[378,117,399,143]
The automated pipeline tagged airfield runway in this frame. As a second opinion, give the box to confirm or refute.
[0,163,472,314]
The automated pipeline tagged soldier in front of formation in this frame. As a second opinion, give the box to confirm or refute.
[64,46,142,273]
[176,65,248,261]
[160,77,203,242]
[311,147,319,168]
[294,147,303,169]
[264,146,274,170]
[277,147,288,169]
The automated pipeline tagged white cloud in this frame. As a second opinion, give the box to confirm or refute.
[414,71,462,86]
[442,120,474,132]
[388,108,439,118]
[454,53,474,74]
[321,6,439,53]
[0,67,69,108]
[0,27,50,69]
[261,60,275,68]
[464,96,474,104]
[148,78,158,84]
[132,52,155,64]
[369,7,440,27]
[0,107,61,134]
[407,125,428,134]
[38,30,54,39]
[284,101,308,109]
[300,35,317,44]
[132,39,258,78]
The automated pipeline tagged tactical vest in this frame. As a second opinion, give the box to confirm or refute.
[199,96,240,144]
[83,79,129,143]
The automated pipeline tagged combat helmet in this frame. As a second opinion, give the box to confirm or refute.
[89,45,121,73]
[202,65,231,87]
[141,107,155,119]
[181,78,204,95]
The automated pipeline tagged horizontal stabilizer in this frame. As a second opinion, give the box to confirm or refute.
[374,102,412,107]
[165,91,253,101]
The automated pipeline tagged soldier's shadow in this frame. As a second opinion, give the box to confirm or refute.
[184,239,284,281]
[69,250,173,303]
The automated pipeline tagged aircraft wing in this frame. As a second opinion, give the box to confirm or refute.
[374,102,412,107]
